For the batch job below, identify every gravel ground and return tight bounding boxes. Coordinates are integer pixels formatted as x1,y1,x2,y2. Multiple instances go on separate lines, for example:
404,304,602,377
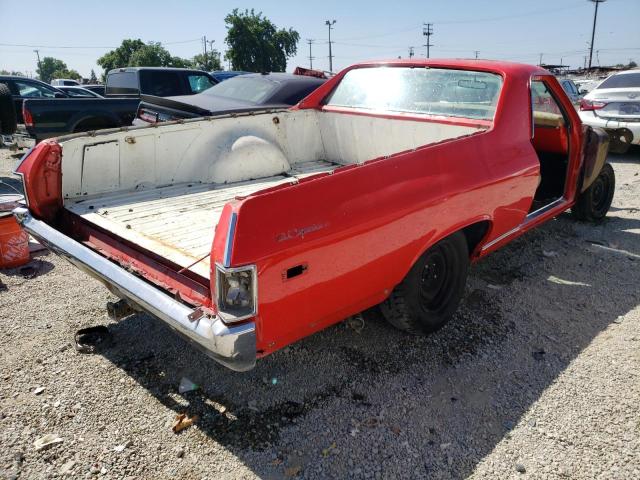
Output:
1,146,639,479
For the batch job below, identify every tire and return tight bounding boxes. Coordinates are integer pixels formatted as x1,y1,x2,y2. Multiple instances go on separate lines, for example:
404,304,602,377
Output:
572,163,615,222
0,83,17,135
380,231,469,335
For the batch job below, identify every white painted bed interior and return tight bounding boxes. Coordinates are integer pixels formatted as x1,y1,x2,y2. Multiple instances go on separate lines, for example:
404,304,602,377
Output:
65,160,335,277
61,109,483,276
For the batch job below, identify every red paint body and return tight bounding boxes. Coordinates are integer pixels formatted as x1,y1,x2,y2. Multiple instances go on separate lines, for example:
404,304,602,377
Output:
17,60,590,358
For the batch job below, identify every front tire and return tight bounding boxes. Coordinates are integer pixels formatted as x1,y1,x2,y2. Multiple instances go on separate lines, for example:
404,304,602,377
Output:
572,163,615,222
380,232,469,335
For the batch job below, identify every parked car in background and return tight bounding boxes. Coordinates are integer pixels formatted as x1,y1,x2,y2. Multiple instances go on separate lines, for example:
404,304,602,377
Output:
51,78,81,87
105,67,218,97
81,84,106,96
558,78,582,105
14,60,614,371
136,72,326,124
574,78,600,95
21,67,220,141
210,70,251,82
57,86,104,98
0,76,66,125
579,69,640,153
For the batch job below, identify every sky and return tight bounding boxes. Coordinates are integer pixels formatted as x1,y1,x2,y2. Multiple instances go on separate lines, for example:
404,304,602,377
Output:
0,0,638,78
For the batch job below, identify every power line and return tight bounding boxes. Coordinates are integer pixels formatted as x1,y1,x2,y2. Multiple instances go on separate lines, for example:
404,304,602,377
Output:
0,38,202,49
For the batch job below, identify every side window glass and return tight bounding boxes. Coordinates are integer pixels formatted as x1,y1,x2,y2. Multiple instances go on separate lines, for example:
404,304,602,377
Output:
531,81,564,117
187,74,216,94
15,81,56,98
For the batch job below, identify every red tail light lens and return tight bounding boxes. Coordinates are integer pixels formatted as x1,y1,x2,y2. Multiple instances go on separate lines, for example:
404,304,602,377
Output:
14,140,62,221
22,104,34,127
138,107,158,124
580,98,607,111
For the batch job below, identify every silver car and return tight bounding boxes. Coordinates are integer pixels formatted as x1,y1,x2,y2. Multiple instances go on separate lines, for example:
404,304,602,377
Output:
579,69,640,153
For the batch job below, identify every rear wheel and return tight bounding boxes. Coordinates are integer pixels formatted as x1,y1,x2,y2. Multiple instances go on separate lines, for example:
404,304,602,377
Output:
380,232,469,335
572,163,615,222
0,83,17,135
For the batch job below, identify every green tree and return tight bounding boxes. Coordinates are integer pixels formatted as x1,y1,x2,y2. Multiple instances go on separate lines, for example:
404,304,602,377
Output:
0,69,24,76
97,39,146,73
37,57,68,83
224,9,299,72
98,40,192,74
89,69,98,83
191,51,222,71
52,68,82,81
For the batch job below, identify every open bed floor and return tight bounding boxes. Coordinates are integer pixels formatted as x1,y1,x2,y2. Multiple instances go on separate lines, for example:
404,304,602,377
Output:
66,160,337,277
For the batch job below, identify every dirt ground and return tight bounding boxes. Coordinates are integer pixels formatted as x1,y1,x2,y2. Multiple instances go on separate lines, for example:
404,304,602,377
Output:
0,146,639,480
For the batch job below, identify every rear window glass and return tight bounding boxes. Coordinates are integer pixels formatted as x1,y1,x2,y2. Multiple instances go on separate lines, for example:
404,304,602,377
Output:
597,72,640,89
107,72,138,95
203,76,278,103
140,71,183,97
325,67,503,121
187,74,217,94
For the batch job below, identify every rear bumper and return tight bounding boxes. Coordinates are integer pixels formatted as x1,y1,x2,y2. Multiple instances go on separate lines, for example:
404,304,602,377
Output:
578,111,640,145
13,207,256,372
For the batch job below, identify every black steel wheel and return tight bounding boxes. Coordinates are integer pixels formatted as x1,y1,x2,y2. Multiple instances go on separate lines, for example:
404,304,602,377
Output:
380,231,469,335
572,163,615,222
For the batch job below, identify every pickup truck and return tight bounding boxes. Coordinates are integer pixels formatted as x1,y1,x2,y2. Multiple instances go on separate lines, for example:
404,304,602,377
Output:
13,59,614,372
21,67,218,142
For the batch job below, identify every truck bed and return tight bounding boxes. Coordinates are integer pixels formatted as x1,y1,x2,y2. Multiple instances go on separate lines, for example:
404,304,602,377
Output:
66,160,336,277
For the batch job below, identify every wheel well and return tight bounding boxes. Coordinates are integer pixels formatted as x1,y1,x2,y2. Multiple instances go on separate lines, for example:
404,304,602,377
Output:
461,220,491,256
74,117,117,132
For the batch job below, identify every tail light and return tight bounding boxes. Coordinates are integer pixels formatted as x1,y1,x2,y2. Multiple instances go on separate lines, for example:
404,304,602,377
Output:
137,107,159,124
22,103,34,127
13,140,62,221
580,98,607,111
214,264,257,323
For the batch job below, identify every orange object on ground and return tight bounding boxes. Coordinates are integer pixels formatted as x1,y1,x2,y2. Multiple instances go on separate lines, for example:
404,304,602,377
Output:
0,195,30,269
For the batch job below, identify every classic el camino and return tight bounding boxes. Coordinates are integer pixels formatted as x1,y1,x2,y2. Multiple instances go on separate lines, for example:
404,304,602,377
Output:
14,60,614,371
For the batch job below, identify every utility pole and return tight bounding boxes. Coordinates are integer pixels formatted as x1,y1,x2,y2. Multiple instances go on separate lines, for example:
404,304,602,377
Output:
474,50,480,59
307,39,315,69
325,20,336,73
587,0,606,70
539,53,543,66
422,23,433,58
33,49,42,75
408,46,414,58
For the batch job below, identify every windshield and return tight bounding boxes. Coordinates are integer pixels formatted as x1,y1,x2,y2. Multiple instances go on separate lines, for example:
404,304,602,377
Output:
597,72,640,89
203,76,278,104
325,67,503,121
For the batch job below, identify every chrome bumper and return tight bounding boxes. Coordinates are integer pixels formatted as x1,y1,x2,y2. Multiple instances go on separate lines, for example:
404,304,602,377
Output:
13,207,256,372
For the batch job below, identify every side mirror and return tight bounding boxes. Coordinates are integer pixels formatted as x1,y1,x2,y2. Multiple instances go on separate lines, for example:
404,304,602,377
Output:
54,92,67,98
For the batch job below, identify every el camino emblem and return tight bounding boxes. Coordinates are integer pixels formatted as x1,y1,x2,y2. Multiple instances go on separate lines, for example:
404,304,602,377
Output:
276,223,328,242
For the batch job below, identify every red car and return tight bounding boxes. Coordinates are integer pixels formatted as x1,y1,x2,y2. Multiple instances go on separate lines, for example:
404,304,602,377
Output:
14,59,613,371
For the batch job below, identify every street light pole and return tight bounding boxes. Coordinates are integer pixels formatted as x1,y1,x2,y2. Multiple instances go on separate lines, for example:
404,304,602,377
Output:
325,20,336,73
